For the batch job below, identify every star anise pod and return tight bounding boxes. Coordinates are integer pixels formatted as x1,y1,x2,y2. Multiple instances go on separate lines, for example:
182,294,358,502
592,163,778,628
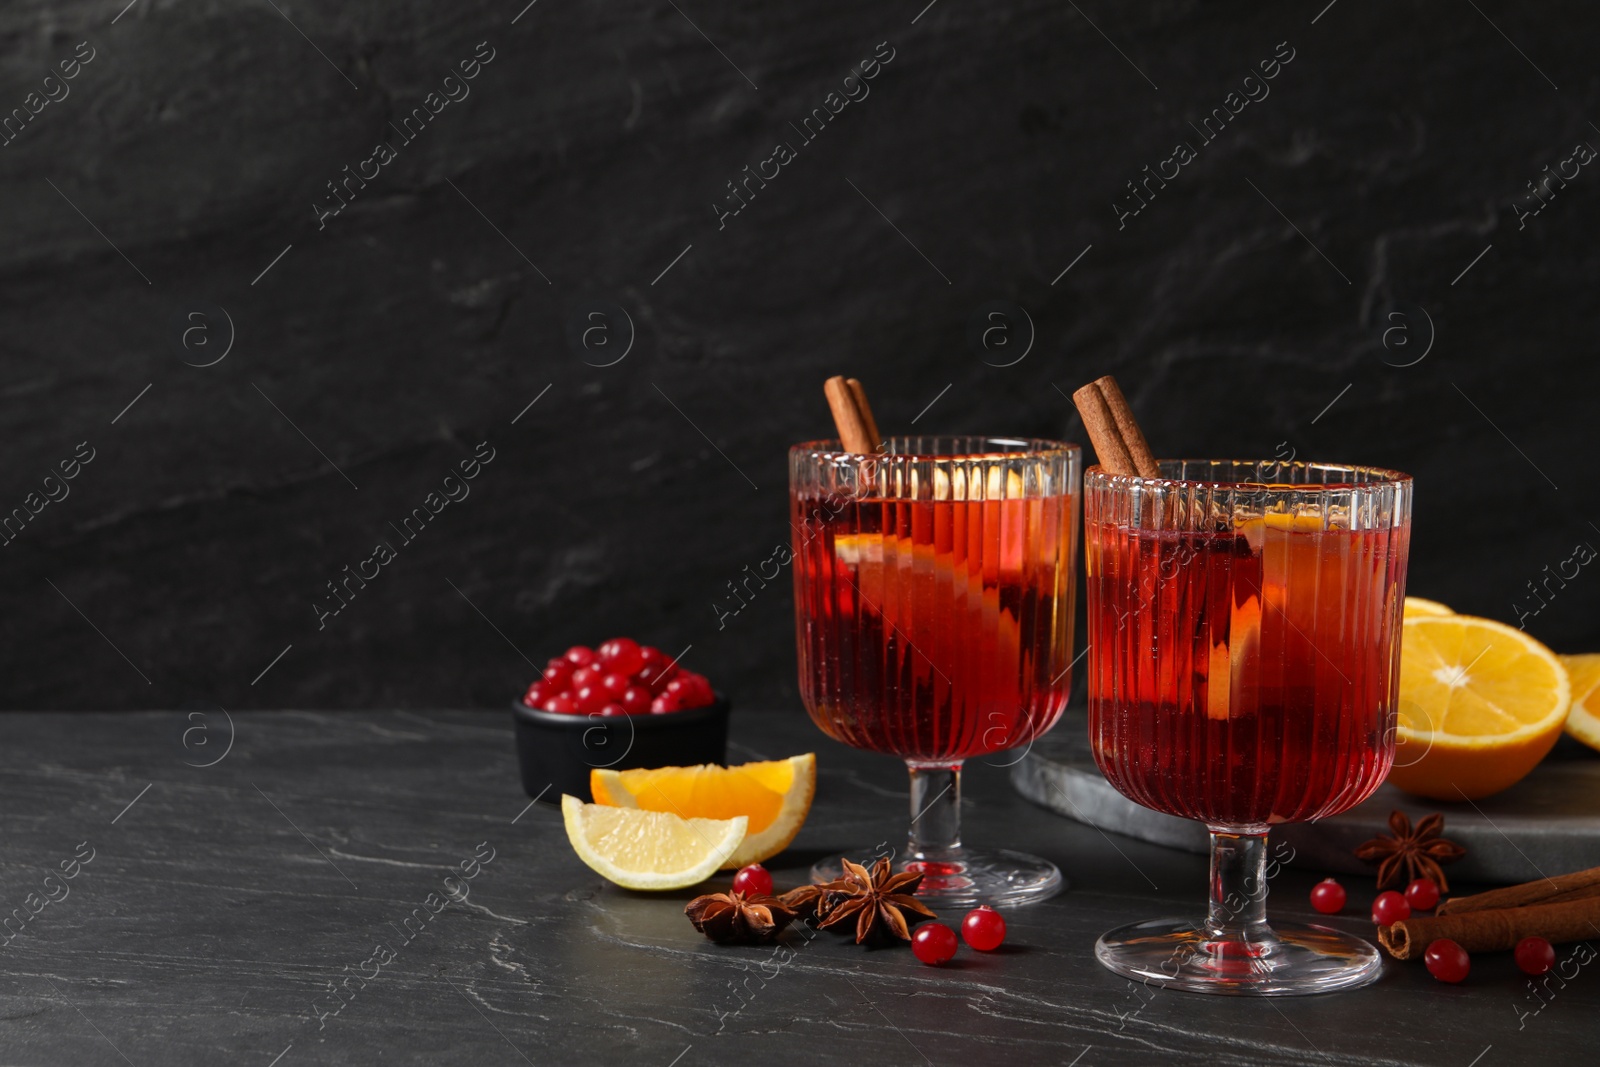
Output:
815,857,936,944
1355,810,1467,891
684,890,798,945
775,883,825,919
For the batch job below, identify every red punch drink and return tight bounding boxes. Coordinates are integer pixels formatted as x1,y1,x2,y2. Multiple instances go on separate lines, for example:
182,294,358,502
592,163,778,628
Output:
1087,516,1409,827
1084,459,1412,996
789,436,1080,906
793,493,1074,761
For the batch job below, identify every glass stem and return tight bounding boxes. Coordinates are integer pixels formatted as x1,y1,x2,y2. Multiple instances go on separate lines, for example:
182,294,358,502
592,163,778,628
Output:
1205,830,1271,940
906,761,963,863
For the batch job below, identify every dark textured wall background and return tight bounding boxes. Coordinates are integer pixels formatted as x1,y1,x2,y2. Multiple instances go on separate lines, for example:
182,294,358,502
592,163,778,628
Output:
2,0,1595,710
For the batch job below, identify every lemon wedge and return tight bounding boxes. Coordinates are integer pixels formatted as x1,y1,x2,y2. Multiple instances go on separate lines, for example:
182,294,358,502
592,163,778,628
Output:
561,794,745,890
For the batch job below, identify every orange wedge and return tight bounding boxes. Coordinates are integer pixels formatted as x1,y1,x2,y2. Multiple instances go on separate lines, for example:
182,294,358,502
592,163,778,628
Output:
1386,615,1570,800
1403,596,1454,618
591,753,815,869
1559,653,1600,753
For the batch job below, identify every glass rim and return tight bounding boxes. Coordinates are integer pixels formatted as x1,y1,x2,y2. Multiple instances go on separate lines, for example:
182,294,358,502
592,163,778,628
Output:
791,436,1081,463
1084,458,1411,491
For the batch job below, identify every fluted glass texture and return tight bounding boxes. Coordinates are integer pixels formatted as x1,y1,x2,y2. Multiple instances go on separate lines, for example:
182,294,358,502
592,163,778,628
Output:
791,437,1079,762
1085,460,1413,830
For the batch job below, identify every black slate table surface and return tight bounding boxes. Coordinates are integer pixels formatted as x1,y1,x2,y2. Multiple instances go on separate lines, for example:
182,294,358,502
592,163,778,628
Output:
0,709,1588,1066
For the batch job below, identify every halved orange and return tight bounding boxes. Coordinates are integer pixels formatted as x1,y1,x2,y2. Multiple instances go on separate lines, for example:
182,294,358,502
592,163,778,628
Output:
1560,653,1600,753
591,754,815,869
1403,596,1454,618
1386,615,1570,800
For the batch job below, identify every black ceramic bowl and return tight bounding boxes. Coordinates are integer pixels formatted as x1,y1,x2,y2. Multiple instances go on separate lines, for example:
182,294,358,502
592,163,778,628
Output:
511,695,730,802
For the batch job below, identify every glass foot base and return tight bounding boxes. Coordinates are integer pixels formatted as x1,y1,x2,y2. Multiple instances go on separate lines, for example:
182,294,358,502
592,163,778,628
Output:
810,848,1064,908
1095,918,1383,996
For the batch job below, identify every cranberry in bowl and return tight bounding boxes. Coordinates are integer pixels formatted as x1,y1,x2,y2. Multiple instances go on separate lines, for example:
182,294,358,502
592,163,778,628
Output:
511,638,729,802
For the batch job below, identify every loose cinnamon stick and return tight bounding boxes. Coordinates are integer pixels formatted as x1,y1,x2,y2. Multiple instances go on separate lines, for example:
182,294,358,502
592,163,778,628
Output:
845,378,881,453
1438,866,1600,915
824,375,875,453
1378,896,1600,959
1071,380,1138,476
1092,375,1159,478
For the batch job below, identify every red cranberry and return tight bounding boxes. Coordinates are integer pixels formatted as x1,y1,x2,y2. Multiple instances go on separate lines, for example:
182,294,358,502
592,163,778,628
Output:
638,660,678,694
1309,878,1346,915
542,661,573,691
598,637,645,678
563,645,596,667
731,864,773,897
1371,891,1410,926
542,694,577,715
649,693,682,714
1515,936,1556,976
598,672,629,698
1424,938,1470,983
573,685,608,715
620,686,652,715
570,666,600,691
638,645,670,671
597,702,627,717
1404,878,1440,911
523,681,552,708
911,923,959,965
960,906,1006,951
676,671,715,708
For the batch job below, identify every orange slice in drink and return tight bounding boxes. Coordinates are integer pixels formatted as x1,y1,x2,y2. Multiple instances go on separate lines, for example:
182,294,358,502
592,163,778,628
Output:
1221,512,1381,719
1386,615,1570,800
832,522,1032,687
1560,653,1600,753
591,754,815,869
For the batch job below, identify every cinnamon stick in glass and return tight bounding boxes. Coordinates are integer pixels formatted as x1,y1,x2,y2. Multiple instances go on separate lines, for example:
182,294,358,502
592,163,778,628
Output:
846,378,881,452
824,375,876,454
1092,376,1159,478
1071,375,1158,478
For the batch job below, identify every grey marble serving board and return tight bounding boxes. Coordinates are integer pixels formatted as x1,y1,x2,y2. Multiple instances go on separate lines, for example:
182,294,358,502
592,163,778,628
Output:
1013,710,1600,885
